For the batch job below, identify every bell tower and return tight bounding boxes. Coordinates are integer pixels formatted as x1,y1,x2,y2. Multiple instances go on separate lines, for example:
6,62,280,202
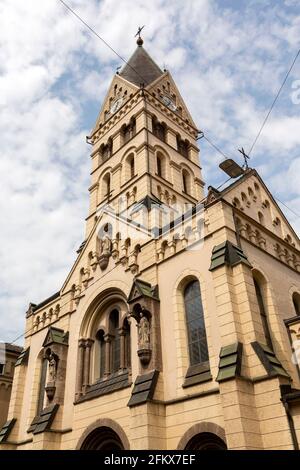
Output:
85,35,205,237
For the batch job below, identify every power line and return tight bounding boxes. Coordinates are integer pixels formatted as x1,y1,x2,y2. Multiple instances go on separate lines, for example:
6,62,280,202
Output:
201,134,230,160
248,47,300,156
275,196,300,220
57,0,146,85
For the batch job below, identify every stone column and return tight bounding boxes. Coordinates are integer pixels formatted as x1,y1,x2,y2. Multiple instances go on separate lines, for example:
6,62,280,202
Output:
104,334,112,377
75,339,85,399
82,339,94,393
119,328,126,370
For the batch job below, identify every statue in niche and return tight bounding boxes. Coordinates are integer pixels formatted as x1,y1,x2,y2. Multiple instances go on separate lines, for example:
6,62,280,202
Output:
101,234,112,255
48,352,58,383
99,228,112,270
138,313,150,349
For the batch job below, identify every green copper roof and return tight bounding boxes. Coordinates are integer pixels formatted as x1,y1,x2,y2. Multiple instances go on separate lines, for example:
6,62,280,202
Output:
128,279,159,303
128,370,159,407
15,347,30,367
251,342,290,379
210,241,252,271
216,342,243,382
0,419,16,443
42,327,69,347
28,404,59,435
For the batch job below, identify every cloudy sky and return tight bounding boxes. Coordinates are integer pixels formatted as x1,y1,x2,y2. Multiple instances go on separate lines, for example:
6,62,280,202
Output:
1,0,300,344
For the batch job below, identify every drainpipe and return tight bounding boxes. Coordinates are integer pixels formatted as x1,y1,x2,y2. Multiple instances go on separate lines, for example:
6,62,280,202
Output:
280,385,299,450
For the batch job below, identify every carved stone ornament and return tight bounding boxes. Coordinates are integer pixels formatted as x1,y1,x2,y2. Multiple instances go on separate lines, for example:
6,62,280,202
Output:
137,348,152,365
45,385,56,401
99,253,110,270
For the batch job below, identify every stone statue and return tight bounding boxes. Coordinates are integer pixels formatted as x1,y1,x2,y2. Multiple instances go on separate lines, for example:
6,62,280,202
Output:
101,234,112,256
138,313,150,349
48,353,57,383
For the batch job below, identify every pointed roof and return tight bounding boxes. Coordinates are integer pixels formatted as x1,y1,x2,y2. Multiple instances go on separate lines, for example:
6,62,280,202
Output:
119,42,163,87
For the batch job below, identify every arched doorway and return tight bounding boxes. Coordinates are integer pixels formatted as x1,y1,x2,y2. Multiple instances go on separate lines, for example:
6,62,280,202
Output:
80,426,124,450
184,432,227,450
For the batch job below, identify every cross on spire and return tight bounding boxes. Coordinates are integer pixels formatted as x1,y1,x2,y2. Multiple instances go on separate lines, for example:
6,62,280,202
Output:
238,147,250,169
135,25,145,46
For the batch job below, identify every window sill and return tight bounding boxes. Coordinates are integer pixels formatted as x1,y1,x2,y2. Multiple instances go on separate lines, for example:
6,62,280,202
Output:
182,363,212,388
75,369,131,404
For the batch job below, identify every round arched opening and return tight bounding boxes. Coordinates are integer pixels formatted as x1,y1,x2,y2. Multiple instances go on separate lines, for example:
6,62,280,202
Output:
80,426,125,450
184,432,227,450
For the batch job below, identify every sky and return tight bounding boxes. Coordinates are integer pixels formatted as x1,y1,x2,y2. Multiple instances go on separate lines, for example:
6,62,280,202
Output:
0,0,300,344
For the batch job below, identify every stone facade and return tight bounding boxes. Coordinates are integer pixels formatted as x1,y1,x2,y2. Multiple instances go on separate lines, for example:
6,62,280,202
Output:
1,38,300,451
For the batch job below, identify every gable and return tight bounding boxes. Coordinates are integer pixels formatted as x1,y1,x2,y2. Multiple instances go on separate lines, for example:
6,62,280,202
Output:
221,171,300,249
147,71,197,129
92,74,138,134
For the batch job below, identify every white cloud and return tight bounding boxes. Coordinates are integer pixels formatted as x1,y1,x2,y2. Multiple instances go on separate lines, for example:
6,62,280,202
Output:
0,0,299,343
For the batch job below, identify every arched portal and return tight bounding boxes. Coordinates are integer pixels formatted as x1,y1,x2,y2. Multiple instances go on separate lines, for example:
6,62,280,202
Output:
80,426,124,450
76,418,130,450
184,432,227,450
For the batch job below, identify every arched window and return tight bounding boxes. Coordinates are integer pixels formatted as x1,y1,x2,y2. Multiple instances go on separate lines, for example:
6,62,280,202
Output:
253,276,273,350
96,330,106,379
182,169,191,194
177,135,189,158
184,280,209,366
123,318,131,369
100,139,113,161
248,187,254,198
258,211,265,226
122,118,136,144
103,173,111,198
293,292,300,316
109,310,120,373
152,117,166,142
156,152,166,179
241,192,247,203
232,197,241,209
157,155,162,177
130,155,135,178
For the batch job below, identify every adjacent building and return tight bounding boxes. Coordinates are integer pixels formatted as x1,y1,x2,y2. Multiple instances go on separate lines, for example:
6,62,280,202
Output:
0,344,22,430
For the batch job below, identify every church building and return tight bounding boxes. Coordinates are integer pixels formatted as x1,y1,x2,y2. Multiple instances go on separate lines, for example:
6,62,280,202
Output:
1,35,300,450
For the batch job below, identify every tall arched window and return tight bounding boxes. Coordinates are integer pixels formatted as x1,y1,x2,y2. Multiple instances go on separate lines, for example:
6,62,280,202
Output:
109,309,120,372
103,173,111,198
130,156,135,178
253,277,273,349
157,155,162,177
96,330,106,379
122,118,136,144
177,135,189,158
184,280,209,366
156,152,166,179
123,318,131,369
182,169,190,194
258,211,265,226
293,292,300,316
152,117,166,142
